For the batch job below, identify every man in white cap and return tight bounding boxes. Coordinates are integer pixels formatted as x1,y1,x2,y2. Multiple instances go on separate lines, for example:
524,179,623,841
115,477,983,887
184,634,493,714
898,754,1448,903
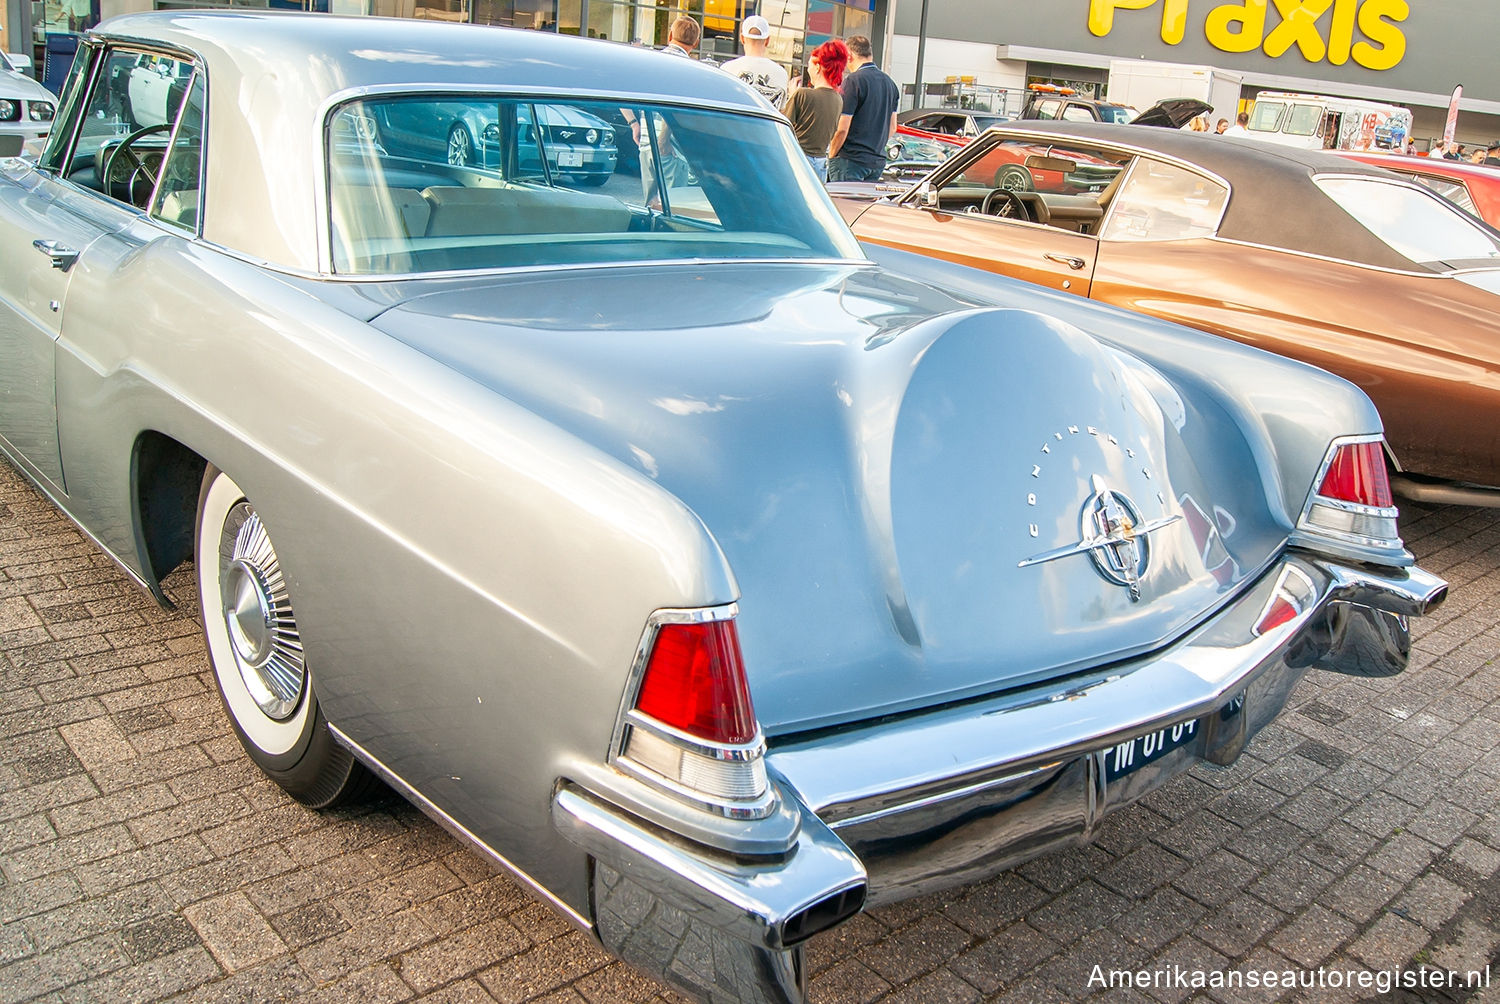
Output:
720,14,789,109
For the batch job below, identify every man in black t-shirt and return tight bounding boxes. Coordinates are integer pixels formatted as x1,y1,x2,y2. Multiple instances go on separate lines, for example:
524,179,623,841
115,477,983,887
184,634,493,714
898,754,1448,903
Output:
827,35,899,183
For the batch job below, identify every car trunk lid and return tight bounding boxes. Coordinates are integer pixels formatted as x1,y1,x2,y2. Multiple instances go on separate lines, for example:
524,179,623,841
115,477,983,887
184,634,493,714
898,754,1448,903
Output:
365,263,1285,734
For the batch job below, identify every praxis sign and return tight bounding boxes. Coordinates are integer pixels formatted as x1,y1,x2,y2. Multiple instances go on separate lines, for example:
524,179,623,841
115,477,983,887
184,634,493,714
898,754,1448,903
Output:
1088,0,1407,71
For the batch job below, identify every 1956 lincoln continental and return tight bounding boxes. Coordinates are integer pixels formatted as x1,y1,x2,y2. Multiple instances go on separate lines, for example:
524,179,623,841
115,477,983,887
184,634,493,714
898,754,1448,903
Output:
0,12,1446,1002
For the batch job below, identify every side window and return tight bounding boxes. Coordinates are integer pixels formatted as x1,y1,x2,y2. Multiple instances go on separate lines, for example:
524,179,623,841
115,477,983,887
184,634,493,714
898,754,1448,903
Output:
1061,104,1096,122
1101,159,1228,242
149,73,205,231
39,43,98,173
62,47,196,208
1032,99,1062,120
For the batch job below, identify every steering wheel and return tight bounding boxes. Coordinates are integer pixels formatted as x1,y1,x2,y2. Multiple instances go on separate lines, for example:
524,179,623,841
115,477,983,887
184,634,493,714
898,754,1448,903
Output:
101,124,174,207
981,188,1033,221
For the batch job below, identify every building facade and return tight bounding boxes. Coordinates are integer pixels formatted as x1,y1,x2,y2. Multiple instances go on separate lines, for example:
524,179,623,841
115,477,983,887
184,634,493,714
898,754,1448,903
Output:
887,0,1499,148
7,0,878,79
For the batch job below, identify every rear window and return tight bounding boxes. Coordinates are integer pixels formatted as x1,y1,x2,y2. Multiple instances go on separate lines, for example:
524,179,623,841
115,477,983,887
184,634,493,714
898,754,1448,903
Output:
325,95,860,275
1317,176,1500,268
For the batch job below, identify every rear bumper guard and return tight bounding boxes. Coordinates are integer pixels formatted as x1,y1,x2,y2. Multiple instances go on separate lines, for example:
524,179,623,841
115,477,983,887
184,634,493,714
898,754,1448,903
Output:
553,553,1444,1004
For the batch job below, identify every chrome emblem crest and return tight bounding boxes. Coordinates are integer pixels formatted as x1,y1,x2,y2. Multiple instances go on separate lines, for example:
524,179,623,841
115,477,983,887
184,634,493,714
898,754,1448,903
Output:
1020,475,1181,601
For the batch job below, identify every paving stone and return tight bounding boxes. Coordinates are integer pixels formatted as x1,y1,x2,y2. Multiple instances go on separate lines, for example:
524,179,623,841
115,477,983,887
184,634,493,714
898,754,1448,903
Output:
1347,912,1429,971
184,891,289,973
948,921,1058,995
1267,904,1356,968
397,917,528,993
477,930,610,1004
1319,864,1405,925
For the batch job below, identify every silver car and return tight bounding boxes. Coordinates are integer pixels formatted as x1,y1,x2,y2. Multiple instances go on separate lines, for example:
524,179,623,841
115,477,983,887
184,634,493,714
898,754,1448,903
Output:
0,13,1446,1004
0,51,55,155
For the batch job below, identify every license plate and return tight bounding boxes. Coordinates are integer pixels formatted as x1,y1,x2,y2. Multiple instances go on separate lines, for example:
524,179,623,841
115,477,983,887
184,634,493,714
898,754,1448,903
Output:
1104,693,1245,782
1104,719,1201,782
557,150,584,167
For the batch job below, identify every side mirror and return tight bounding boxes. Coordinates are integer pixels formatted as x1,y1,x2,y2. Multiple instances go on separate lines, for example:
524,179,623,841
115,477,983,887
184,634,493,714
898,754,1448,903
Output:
6,52,32,71
920,184,939,208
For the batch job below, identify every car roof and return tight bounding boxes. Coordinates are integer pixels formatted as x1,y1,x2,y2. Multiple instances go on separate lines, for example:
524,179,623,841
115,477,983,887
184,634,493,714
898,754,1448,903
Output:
987,120,1415,270
88,11,767,273
1337,150,1500,182
98,11,761,109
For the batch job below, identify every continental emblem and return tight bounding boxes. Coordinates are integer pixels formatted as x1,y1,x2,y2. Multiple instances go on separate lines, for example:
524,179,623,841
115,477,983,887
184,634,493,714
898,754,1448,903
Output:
1020,474,1180,601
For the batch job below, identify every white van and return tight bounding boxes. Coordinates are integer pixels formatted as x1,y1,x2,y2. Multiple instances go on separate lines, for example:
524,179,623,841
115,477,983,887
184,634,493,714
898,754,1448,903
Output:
1243,91,1412,152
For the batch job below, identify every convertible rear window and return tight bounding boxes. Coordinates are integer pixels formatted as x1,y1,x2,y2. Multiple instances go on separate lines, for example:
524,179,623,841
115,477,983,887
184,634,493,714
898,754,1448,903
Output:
326,96,860,275
1317,176,1500,269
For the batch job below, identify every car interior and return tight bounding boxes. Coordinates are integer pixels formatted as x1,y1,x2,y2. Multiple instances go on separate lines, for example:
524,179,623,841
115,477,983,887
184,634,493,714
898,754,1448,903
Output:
910,137,1229,243
325,97,854,274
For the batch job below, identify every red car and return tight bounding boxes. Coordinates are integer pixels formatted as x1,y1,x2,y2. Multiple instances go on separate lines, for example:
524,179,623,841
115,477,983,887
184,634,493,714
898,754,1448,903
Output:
1337,151,1500,227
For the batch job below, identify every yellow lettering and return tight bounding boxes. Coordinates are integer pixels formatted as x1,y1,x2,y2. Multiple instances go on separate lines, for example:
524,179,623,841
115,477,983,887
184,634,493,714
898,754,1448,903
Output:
1264,0,1331,60
1088,0,1157,37
1205,0,1269,53
1159,0,1190,43
1352,0,1408,70
1327,0,1357,64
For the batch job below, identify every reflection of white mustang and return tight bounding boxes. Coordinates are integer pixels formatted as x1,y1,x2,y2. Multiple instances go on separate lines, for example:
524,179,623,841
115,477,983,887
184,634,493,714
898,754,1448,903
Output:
126,55,191,127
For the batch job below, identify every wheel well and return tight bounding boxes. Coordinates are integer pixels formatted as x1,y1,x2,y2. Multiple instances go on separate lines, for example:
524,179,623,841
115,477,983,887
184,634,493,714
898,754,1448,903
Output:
133,431,207,584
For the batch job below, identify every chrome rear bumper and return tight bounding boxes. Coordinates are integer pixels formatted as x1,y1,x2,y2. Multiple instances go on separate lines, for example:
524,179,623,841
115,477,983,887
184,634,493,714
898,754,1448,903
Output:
554,552,1444,1003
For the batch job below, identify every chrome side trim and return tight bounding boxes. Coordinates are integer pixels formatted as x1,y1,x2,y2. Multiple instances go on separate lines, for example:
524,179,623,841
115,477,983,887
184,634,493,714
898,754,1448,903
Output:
326,724,591,933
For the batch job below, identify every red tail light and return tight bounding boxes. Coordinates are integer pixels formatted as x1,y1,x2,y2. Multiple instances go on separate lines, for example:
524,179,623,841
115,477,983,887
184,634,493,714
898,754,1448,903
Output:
635,620,758,745
1318,441,1392,508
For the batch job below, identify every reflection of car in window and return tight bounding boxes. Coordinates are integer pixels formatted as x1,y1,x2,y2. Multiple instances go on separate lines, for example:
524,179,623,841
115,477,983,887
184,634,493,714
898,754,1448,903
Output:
369,99,618,185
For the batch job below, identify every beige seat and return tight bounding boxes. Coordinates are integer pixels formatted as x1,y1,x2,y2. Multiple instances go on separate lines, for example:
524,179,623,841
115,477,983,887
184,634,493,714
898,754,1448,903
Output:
421,185,631,237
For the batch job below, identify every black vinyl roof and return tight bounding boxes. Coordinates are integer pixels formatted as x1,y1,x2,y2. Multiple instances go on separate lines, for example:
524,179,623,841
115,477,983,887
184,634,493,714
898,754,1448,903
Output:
985,121,1417,271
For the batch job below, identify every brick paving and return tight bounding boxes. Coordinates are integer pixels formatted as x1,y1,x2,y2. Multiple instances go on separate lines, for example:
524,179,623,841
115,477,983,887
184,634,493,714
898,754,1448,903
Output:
1,455,1498,1003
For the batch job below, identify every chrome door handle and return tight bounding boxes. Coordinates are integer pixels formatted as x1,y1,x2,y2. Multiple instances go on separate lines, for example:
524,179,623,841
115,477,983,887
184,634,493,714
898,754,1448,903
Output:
1044,252,1087,270
33,239,80,272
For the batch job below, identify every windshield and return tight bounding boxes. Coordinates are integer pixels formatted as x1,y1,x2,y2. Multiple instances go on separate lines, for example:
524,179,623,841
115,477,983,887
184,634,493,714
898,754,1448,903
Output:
1247,101,1286,132
327,95,860,275
1317,176,1500,269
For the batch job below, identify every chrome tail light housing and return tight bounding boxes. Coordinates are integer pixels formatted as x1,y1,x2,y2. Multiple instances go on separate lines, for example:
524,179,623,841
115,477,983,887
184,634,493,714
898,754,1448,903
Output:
1293,435,1405,562
611,606,775,820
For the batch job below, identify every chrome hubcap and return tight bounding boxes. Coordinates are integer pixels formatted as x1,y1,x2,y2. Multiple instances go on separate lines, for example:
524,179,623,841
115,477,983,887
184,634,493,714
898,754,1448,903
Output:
219,504,305,721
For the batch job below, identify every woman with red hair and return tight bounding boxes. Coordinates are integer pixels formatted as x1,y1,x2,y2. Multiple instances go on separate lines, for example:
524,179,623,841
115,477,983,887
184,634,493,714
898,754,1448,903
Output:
782,39,848,181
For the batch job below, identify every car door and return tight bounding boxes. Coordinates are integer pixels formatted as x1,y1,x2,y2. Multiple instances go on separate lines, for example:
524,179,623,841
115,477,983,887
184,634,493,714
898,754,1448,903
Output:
0,46,120,490
849,133,1123,296
853,197,1100,295
0,44,201,493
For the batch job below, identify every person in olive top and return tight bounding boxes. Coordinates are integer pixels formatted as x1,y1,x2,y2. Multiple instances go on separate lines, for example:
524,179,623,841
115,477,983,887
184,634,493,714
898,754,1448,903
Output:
783,39,847,182
827,35,899,183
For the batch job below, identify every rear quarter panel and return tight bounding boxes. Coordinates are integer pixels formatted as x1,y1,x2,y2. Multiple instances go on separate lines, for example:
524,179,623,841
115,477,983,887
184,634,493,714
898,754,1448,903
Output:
49,232,738,914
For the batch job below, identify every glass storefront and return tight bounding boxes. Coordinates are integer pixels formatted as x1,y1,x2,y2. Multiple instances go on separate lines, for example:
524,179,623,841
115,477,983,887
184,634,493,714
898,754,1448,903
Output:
37,0,879,84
